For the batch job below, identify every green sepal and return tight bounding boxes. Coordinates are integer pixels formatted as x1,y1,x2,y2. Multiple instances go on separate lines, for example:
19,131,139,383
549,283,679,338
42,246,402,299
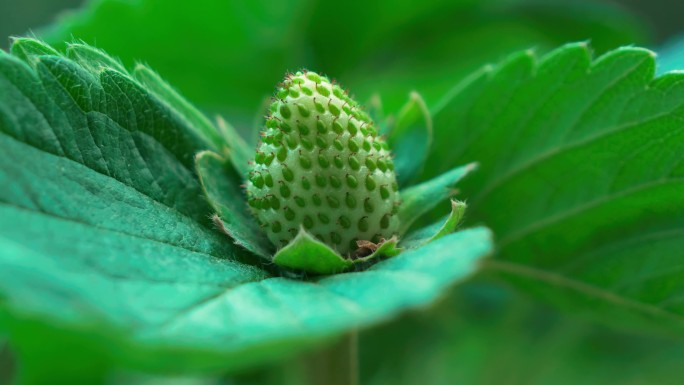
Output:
272,229,353,274
195,150,273,259
387,91,433,187
399,163,476,235
273,228,402,275
402,200,467,249
364,236,402,260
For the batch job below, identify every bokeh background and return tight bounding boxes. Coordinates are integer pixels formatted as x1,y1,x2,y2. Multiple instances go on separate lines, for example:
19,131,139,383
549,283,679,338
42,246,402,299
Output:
2,0,684,384
2,0,682,45
3,0,681,126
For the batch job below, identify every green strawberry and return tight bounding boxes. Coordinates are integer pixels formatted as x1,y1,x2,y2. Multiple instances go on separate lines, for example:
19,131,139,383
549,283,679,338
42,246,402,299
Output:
246,71,400,256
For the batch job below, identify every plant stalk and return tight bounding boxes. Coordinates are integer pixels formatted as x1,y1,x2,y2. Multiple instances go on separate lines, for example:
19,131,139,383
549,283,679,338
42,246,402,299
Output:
303,331,359,385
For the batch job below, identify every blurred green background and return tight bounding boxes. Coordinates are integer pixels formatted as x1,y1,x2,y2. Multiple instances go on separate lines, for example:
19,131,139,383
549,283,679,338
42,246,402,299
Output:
0,0,84,47
1,0,681,46
2,0,684,384
2,0,677,126
2,0,681,50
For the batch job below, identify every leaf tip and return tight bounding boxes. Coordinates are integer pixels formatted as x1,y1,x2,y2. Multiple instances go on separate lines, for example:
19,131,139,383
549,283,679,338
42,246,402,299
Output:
465,162,479,173
211,214,233,240
450,199,467,211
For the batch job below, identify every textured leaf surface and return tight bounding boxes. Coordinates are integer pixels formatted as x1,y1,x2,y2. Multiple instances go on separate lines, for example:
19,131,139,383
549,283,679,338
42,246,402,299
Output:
0,40,492,377
40,0,646,117
428,42,684,332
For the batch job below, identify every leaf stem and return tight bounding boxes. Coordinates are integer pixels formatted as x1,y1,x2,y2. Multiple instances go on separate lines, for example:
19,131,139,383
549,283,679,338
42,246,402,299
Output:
303,331,359,385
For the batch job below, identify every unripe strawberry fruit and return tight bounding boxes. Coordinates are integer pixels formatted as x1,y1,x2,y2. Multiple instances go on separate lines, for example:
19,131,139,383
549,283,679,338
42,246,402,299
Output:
246,71,400,256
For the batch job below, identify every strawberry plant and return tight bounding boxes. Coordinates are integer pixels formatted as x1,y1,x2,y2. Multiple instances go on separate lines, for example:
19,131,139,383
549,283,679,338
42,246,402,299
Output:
2,1,684,384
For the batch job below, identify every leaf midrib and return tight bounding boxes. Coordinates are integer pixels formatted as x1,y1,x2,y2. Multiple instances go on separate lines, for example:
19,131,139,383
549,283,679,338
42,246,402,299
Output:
0,230,256,306
482,259,684,326
43,57,110,171
0,201,225,262
157,268,436,337
497,177,684,248
558,228,684,274
155,278,365,336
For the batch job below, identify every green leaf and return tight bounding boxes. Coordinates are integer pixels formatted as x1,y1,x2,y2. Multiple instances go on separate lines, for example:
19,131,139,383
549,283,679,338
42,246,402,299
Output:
399,163,476,235
195,151,273,259
402,200,467,249
39,0,647,117
429,42,684,333
0,39,493,377
1,222,491,373
0,36,263,377
388,92,432,187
